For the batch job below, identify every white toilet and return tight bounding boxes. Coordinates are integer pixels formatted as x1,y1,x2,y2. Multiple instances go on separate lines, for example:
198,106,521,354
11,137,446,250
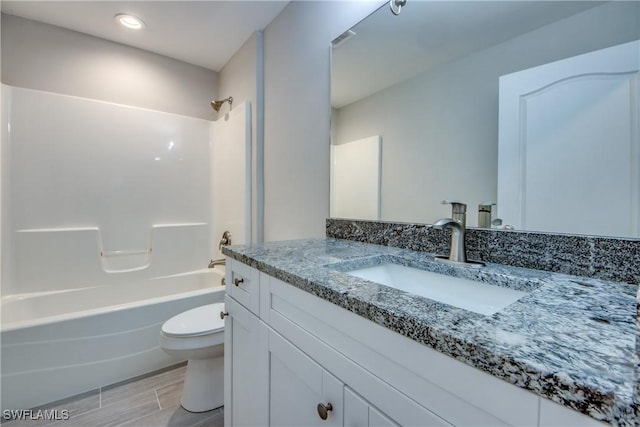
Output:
160,302,225,412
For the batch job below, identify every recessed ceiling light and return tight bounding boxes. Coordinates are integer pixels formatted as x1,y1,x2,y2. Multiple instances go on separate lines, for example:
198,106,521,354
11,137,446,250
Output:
115,14,145,30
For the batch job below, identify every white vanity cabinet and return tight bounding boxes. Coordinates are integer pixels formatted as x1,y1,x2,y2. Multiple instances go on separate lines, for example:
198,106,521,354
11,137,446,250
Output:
267,324,433,427
225,259,430,426
224,259,610,427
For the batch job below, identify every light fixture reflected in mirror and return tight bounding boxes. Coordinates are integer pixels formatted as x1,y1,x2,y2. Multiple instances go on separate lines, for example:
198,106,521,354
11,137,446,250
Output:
115,13,145,30
389,0,407,16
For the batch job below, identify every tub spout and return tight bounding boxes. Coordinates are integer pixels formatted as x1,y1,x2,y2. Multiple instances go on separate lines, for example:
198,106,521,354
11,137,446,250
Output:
208,258,225,268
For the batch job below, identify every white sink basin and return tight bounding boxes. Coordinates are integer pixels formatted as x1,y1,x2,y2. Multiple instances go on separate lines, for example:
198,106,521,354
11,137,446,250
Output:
346,263,528,316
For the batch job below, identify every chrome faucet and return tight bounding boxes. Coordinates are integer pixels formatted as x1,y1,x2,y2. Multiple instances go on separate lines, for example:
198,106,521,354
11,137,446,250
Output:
434,201,468,264
433,218,467,263
434,201,483,267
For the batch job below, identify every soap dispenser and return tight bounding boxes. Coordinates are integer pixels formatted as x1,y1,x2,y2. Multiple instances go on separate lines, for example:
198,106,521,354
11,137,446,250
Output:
478,202,496,228
441,200,466,228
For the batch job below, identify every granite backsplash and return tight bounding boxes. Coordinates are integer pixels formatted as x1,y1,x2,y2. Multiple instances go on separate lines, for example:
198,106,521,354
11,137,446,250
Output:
326,218,640,285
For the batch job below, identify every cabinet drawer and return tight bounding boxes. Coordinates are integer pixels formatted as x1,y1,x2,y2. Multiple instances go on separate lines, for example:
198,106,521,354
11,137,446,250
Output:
225,258,260,315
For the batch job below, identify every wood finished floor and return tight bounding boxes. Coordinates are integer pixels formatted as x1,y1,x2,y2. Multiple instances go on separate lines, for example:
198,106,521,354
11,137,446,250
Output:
2,364,224,427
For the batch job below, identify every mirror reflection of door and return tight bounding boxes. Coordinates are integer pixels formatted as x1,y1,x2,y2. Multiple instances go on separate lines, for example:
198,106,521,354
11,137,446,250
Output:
498,41,639,238
330,135,382,220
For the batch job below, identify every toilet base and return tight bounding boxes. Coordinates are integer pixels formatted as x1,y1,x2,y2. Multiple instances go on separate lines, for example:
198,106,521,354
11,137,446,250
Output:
180,356,224,413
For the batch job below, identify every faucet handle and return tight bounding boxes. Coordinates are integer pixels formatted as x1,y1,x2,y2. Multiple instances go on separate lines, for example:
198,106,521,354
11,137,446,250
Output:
478,202,496,228
218,231,232,251
478,202,496,214
441,200,467,214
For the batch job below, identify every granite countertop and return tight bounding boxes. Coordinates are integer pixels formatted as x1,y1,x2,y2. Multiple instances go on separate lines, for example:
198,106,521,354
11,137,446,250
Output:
222,238,639,427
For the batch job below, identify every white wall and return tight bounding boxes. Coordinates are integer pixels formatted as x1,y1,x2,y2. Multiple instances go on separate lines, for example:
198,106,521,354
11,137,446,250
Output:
1,14,218,120
218,32,260,243
211,102,252,259
262,1,382,241
219,32,257,129
333,1,640,226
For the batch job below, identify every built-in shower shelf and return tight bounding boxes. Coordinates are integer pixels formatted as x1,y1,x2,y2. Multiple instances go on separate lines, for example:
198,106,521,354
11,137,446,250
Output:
100,249,152,273
100,249,151,256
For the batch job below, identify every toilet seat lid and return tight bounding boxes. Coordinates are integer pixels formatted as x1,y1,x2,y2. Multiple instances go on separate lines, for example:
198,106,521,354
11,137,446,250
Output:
162,303,225,337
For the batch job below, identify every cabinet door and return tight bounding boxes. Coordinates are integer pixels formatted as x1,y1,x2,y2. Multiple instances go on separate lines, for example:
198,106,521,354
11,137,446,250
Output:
344,387,399,427
269,329,343,427
224,295,268,427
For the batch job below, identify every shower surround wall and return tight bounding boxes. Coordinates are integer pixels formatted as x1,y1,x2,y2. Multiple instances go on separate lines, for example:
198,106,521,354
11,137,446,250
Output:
0,85,253,410
1,85,212,296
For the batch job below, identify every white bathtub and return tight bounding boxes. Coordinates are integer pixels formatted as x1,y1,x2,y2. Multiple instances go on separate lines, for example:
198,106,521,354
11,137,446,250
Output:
0,267,226,411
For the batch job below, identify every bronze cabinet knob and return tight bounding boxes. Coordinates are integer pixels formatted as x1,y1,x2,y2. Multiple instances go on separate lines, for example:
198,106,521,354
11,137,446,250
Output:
317,402,333,420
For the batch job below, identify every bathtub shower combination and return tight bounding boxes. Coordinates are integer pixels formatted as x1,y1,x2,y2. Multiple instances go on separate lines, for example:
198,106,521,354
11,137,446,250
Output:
0,85,251,411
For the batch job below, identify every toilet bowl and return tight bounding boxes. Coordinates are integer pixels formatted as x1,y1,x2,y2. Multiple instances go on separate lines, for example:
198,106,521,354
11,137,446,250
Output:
160,302,225,412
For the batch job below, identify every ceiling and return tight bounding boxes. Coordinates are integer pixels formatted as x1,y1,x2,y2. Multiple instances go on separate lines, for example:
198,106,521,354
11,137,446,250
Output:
0,1,289,72
331,1,604,108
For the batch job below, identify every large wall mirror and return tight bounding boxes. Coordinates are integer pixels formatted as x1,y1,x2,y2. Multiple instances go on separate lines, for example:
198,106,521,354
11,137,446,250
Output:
330,1,640,238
